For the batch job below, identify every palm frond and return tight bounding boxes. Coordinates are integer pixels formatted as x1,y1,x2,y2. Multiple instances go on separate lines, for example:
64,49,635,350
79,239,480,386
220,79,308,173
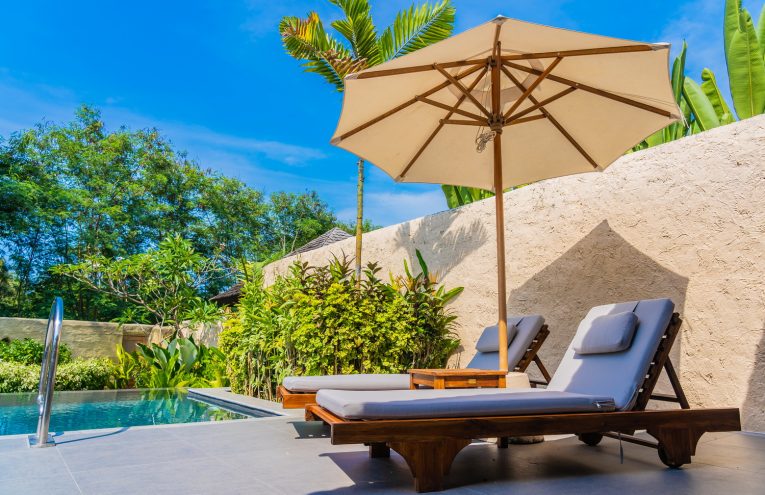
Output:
329,0,380,66
279,12,356,91
378,0,455,62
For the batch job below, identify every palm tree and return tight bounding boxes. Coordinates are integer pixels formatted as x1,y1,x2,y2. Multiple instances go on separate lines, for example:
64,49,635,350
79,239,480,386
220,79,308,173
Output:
279,0,455,282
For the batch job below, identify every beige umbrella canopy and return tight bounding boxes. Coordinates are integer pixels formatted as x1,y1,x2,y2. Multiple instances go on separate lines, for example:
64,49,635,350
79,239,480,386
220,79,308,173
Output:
331,16,681,371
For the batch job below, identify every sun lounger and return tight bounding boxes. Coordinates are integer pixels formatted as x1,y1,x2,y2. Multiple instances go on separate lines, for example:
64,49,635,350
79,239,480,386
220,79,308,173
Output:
305,299,741,492
277,315,551,408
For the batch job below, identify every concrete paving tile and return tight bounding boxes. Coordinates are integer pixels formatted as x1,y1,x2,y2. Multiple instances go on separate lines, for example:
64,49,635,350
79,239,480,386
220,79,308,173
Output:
0,436,29,454
0,446,71,482
701,431,765,452
72,456,271,495
57,430,209,473
1,415,762,495
0,474,82,495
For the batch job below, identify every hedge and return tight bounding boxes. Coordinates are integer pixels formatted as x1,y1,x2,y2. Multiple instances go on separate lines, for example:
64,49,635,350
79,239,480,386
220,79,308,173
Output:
0,359,116,393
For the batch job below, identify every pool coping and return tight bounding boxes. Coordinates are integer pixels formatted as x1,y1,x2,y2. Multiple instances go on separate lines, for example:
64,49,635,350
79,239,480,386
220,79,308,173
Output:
187,387,298,418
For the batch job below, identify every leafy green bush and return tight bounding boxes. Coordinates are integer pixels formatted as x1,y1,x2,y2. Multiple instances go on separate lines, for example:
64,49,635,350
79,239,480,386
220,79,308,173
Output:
0,338,73,365
54,359,116,391
219,252,462,400
0,358,116,393
112,337,229,389
0,362,40,392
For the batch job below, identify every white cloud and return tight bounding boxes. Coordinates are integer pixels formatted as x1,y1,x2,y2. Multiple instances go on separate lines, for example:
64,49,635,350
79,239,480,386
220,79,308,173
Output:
103,109,326,166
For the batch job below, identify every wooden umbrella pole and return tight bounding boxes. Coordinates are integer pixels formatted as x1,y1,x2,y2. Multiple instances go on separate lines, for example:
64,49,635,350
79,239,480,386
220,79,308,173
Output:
491,41,509,372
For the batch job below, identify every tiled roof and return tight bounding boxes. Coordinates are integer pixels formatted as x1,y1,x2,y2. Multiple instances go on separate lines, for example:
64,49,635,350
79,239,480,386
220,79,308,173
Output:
210,227,353,304
285,227,352,257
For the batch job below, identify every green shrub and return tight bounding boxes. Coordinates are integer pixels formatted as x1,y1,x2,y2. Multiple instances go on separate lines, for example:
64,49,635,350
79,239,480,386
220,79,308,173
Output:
0,359,116,393
55,359,116,391
0,338,73,365
219,252,462,400
0,362,40,393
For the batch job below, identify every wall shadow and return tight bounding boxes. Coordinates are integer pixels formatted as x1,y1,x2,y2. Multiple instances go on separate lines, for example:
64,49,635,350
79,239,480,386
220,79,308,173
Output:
508,220,689,384
743,321,765,430
393,210,488,280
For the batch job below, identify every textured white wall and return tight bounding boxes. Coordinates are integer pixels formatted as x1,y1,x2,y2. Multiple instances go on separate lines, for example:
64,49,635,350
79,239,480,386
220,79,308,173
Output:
265,116,765,431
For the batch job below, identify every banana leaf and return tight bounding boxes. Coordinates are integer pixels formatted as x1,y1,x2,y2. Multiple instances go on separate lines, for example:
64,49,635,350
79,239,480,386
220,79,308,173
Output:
700,68,736,124
724,0,742,59
757,3,765,60
683,78,721,131
727,9,765,119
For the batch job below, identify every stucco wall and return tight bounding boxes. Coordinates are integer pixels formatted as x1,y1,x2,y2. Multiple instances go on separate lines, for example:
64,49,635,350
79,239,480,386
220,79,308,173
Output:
0,318,153,359
264,115,765,431
0,318,222,360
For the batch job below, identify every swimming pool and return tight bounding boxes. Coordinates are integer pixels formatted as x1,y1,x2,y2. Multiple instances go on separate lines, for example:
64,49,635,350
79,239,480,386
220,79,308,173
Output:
0,389,275,436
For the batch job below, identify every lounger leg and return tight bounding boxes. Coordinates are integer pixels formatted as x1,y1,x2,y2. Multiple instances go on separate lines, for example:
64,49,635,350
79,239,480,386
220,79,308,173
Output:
369,442,390,458
647,427,704,468
390,439,470,493
497,437,509,448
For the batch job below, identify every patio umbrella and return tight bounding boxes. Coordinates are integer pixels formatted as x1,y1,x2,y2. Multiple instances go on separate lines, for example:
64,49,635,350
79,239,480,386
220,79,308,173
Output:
330,16,681,371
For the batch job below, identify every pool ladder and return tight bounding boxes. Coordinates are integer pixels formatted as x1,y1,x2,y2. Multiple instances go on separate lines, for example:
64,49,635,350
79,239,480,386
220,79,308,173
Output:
28,297,64,448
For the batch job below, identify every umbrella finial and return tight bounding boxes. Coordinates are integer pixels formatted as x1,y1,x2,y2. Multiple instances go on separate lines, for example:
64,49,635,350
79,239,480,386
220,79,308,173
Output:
492,15,509,24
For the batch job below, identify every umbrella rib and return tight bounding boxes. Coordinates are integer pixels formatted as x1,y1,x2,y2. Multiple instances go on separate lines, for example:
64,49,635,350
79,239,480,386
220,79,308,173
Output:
505,86,577,124
434,64,493,118
506,114,547,126
503,60,676,118
502,65,598,169
397,66,489,181
500,44,655,61
441,119,487,126
502,57,562,120
492,22,502,57
416,97,486,122
354,58,487,79
333,63,486,143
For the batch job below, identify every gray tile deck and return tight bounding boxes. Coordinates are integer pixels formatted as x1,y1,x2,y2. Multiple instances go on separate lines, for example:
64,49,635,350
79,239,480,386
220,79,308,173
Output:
1,400,763,495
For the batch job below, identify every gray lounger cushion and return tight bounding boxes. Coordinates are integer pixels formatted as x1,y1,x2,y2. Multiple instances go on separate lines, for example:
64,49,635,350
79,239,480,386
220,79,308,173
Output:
573,311,639,355
316,388,615,420
548,298,674,411
475,323,518,352
467,315,544,370
282,374,410,393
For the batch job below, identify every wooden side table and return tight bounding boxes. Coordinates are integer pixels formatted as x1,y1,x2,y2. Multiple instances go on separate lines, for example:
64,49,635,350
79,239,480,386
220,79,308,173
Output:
408,368,508,390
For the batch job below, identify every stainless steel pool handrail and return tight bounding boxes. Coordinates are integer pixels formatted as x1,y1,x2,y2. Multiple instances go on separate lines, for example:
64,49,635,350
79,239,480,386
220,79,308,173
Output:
29,297,63,448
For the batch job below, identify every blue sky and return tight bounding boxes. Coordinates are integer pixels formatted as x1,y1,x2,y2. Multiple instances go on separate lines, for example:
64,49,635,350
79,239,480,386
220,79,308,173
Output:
0,0,753,226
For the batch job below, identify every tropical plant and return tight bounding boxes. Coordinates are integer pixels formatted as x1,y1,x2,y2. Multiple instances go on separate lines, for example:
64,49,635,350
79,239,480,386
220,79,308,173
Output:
126,336,228,388
0,337,73,366
279,0,456,281
683,1,765,129
219,251,462,400
53,235,225,337
643,0,765,149
441,185,496,209
111,344,138,389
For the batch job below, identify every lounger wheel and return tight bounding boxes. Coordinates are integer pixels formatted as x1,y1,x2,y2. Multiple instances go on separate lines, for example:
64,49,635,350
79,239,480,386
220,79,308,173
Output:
658,445,685,469
577,433,603,446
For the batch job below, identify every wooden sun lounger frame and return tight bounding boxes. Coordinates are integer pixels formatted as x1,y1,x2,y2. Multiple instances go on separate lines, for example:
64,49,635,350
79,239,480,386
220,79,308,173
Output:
304,313,742,492
278,324,552,409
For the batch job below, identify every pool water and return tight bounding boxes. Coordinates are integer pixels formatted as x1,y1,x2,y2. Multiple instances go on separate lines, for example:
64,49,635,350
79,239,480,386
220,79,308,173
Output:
0,389,271,436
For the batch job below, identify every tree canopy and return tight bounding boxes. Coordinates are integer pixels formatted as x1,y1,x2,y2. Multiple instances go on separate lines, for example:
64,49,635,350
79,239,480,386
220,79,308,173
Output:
0,106,357,320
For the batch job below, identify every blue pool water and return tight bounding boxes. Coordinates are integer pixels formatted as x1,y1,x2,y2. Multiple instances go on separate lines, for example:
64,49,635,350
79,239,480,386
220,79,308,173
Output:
0,389,272,436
